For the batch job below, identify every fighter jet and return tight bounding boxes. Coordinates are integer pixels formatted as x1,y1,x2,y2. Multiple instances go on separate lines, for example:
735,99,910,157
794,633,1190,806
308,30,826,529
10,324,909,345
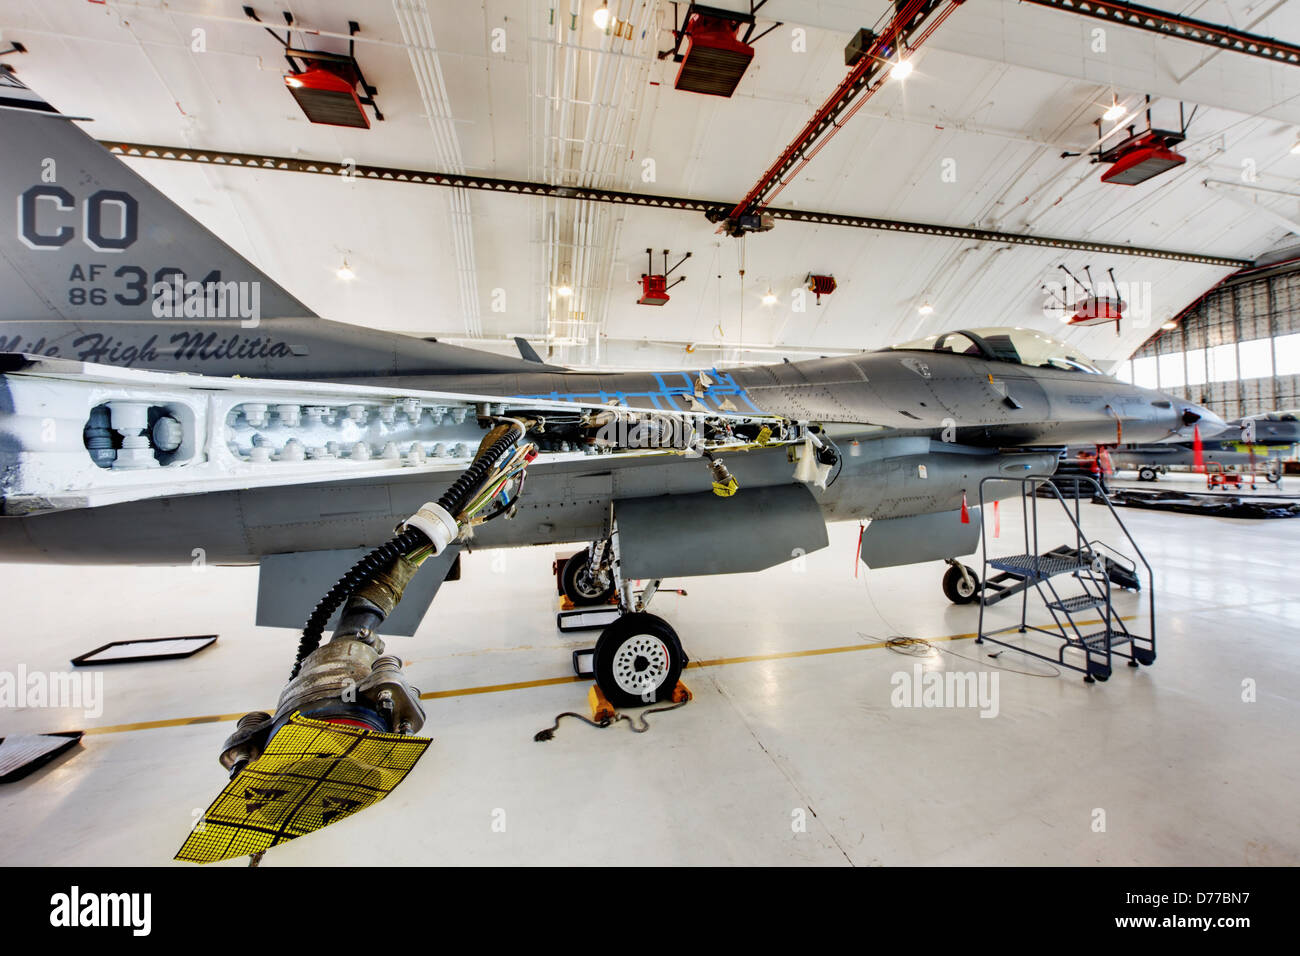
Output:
1107,411,1298,481
0,72,1222,709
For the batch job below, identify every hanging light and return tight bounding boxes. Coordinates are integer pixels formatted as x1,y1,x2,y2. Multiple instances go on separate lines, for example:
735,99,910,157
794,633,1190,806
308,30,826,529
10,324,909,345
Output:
762,288,777,306
890,57,913,81
917,302,934,315
556,284,573,298
593,2,611,30
1161,320,1177,330
1103,95,1125,123
1290,137,1300,155
336,259,355,281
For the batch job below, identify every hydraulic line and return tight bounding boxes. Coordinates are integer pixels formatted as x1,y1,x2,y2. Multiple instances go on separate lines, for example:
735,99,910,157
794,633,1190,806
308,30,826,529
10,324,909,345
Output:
290,420,525,678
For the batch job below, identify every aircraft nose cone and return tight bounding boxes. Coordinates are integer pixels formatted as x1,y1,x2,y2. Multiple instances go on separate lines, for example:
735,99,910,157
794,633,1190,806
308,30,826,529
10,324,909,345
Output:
1184,403,1226,438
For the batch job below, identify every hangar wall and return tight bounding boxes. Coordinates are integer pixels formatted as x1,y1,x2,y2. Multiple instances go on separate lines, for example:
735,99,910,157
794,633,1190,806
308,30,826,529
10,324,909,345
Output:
1118,263,1300,421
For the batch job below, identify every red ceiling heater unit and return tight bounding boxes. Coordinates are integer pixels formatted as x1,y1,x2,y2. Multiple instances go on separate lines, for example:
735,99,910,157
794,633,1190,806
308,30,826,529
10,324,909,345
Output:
284,66,371,129
676,12,754,96
1099,130,1186,185
639,249,691,306
1080,95,1189,187
1047,265,1127,334
663,3,781,98
245,8,383,129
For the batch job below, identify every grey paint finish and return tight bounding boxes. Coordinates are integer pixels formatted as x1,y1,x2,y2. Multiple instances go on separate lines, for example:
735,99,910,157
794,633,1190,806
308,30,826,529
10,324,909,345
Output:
0,432,1057,566
614,484,828,578
0,110,315,323
255,545,461,636
859,507,982,569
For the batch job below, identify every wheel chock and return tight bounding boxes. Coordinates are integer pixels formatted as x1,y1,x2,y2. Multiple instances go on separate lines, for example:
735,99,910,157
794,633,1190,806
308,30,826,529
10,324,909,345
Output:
587,684,617,723
588,680,690,723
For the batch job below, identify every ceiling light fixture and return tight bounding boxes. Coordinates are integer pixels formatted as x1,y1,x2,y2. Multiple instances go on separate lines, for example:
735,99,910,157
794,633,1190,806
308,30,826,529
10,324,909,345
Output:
336,259,355,281
918,302,934,315
1103,95,1125,123
762,288,777,306
593,2,611,30
556,284,573,298
1291,138,1300,155
890,57,913,81
1161,320,1177,330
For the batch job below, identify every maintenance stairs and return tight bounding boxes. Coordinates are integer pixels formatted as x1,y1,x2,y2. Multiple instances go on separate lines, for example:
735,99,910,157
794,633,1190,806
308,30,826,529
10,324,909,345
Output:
975,475,1155,683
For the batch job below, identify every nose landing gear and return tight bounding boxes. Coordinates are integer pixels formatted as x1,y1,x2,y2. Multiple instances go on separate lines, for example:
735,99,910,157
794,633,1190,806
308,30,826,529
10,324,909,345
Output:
942,560,981,604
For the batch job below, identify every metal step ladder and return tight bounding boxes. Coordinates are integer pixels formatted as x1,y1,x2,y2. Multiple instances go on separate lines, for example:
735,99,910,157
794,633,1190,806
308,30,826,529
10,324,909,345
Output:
975,475,1155,683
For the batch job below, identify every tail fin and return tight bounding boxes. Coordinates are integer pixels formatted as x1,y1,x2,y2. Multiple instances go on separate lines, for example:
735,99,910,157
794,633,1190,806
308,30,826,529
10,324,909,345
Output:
0,67,315,325
0,70,558,381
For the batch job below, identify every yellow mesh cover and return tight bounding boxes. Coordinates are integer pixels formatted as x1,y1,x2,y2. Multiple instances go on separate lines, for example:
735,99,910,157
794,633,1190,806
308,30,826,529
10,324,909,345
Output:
176,713,431,864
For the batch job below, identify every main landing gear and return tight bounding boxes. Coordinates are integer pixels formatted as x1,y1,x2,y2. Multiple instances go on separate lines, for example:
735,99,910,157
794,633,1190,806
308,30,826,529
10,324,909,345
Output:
560,543,616,606
561,537,689,707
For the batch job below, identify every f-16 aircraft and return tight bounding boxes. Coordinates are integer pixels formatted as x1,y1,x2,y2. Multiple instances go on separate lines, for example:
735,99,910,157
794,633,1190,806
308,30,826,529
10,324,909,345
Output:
0,72,1223,718
1109,410,1298,481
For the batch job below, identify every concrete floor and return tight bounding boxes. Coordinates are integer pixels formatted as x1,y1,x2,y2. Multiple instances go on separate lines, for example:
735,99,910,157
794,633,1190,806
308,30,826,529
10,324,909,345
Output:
2,476,1298,866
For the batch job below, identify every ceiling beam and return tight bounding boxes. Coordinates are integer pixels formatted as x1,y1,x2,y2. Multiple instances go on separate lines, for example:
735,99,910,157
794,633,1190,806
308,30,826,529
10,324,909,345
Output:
1017,0,1300,68
100,140,1251,268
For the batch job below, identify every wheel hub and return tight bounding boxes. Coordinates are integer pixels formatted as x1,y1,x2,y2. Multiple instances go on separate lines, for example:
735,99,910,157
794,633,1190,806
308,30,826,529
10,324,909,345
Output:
612,635,669,697
575,564,610,599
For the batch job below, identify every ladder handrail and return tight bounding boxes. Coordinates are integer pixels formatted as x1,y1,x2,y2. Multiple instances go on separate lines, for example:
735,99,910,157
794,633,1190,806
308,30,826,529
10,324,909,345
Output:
977,474,1156,651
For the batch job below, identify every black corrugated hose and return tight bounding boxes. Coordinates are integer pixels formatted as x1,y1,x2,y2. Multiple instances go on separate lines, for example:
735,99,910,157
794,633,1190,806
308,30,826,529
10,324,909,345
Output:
289,421,525,678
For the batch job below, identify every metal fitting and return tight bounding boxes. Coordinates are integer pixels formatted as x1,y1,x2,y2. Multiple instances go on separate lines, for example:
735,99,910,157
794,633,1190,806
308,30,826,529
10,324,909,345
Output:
219,711,273,777
356,655,426,735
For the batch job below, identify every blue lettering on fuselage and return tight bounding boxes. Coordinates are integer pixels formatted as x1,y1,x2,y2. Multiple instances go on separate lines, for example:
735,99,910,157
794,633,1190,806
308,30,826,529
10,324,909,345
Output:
510,368,761,414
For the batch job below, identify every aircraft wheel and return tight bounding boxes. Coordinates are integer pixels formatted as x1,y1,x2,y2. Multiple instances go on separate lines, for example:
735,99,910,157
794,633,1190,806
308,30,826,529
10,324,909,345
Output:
942,564,980,604
561,552,615,606
593,613,686,708
1138,467,1158,482
1267,472,1281,484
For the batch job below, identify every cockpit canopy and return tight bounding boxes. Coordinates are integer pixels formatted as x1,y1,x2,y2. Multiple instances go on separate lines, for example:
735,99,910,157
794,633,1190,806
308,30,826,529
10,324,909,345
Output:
888,327,1102,374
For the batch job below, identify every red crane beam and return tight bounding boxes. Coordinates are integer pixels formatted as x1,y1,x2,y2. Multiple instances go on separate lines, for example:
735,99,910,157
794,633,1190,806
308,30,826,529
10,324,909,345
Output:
724,0,964,225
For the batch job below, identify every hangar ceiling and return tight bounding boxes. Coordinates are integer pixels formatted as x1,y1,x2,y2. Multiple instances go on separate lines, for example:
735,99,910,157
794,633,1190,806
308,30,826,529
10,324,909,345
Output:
4,0,1300,370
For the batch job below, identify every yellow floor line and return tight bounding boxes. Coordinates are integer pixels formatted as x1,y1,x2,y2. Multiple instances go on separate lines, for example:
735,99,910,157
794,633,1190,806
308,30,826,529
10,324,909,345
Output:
69,616,1131,738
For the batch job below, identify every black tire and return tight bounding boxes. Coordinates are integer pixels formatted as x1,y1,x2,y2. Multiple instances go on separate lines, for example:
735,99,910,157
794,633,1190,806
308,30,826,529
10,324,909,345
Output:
593,612,686,708
561,552,615,606
942,564,980,604
1267,471,1281,484
1138,467,1157,482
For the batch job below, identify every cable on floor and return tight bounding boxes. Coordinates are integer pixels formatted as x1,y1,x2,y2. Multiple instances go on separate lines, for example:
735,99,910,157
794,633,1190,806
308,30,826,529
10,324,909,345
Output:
858,553,1061,678
534,697,691,741
879,634,1061,678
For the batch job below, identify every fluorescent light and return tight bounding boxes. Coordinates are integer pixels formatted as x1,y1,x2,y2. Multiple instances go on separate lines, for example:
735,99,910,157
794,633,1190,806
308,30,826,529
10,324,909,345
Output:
336,260,355,281
593,3,610,30
1103,95,1124,123
556,284,573,297
762,289,777,306
918,303,934,315
890,58,913,80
